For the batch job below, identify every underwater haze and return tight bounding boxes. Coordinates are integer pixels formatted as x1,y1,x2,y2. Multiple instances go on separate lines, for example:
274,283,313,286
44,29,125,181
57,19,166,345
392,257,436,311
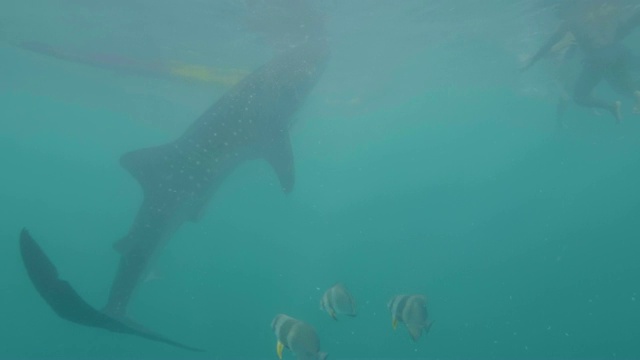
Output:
1,0,640,359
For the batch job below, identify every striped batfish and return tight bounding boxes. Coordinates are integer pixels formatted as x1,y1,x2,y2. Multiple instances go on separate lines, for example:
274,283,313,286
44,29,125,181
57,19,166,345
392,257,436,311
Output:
388,294,433,341
271,314,328,360
320,283,357,320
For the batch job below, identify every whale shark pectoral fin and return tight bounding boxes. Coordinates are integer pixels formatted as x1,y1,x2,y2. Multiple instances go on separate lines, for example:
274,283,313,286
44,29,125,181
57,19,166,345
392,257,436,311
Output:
264,130,294,193
120,145,172,195
19,228,203,352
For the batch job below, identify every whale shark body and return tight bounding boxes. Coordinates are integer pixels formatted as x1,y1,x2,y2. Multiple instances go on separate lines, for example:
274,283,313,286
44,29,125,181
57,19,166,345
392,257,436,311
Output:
19,39,329,351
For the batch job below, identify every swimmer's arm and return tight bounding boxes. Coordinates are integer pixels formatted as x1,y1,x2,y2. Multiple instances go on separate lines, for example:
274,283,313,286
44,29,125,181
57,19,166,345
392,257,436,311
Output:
615,11,640,41
521,27,567,72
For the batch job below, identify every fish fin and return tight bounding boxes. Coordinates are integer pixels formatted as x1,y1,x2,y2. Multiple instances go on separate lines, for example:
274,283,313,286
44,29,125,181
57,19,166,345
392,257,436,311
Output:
407,325,423,342
19,228,203,352
277,340,285,359
20,228,110,325
122,141,228,224
425,320,434,334
318,351,329,360
112,314,204,352
263,130,294,193
392,317,398,330
348,298,357,317
120,145,171,196
329,308,338,321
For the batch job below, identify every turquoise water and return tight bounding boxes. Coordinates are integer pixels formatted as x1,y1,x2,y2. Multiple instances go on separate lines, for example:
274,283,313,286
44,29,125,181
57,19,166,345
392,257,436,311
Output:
2,1,640,359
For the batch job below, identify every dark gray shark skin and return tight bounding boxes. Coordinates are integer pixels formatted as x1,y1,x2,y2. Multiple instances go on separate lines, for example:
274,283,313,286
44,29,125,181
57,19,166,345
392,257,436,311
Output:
19,39,329,351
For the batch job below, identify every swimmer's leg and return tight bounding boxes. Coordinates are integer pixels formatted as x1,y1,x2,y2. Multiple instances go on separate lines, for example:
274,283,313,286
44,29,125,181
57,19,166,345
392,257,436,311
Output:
574,65,621,123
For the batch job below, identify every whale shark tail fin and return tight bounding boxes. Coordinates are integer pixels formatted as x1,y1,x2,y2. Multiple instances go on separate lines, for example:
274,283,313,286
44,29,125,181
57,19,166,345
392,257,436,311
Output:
19,228,203,352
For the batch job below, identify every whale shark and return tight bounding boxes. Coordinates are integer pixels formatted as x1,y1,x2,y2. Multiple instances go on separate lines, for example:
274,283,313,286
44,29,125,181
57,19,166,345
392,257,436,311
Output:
19,38,330,351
